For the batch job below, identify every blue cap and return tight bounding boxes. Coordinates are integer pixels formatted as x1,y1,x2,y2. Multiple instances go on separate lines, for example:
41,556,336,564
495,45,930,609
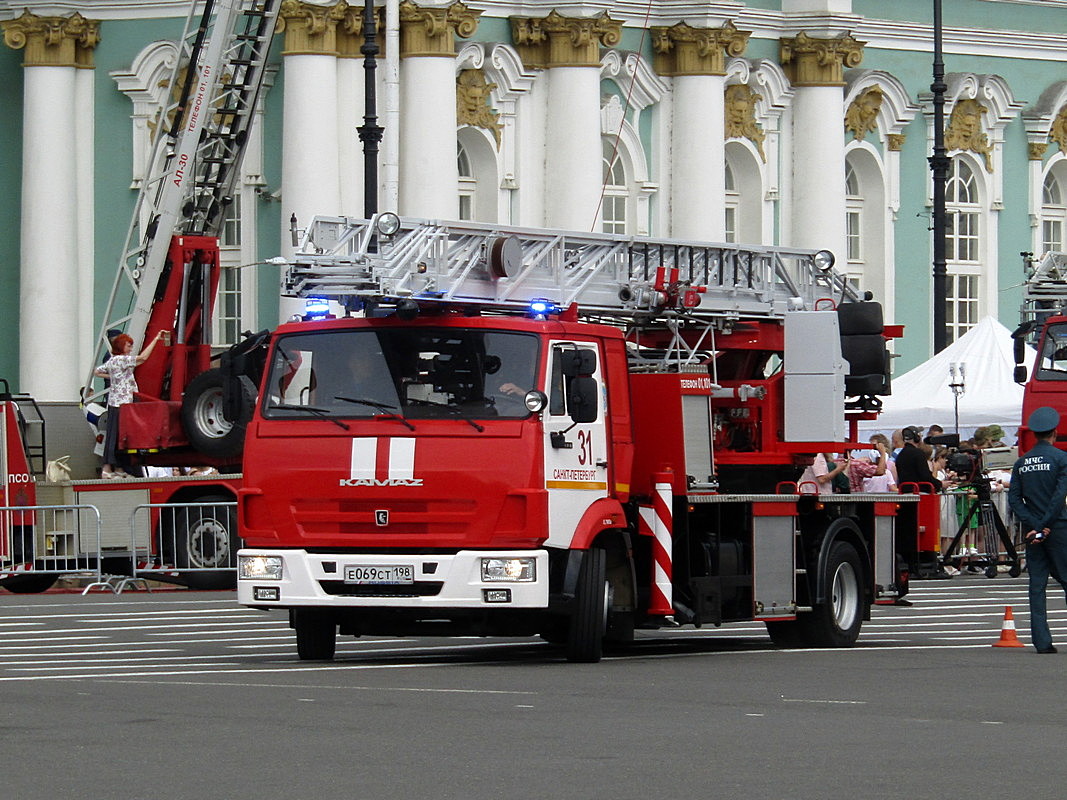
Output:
1028,406,1060,434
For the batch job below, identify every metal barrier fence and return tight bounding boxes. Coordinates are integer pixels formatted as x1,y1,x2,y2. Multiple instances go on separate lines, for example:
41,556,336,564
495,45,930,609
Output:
0,504,107,593
125,501,240,592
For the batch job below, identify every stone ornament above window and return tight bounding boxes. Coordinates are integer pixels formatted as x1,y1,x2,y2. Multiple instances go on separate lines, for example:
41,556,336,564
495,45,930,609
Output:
456,68,502,147
946,98,994,171
1051,107,1067,157
845,85,883,142
724,83,766,163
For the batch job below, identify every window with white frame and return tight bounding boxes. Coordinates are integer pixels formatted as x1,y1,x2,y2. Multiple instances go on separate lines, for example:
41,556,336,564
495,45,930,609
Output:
845,161,864,288
724,161,738,243
458,141,475,221
1043,170,1066,254
945,158,981,342
217,194,244,346
602,140,628,235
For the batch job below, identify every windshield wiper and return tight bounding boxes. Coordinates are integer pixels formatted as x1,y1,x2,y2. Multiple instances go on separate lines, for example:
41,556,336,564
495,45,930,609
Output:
334,396,416,431
271,403,350,431
405,397,485,432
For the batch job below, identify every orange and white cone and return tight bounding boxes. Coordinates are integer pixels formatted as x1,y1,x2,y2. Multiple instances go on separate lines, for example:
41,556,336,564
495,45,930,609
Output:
992,605,1025,648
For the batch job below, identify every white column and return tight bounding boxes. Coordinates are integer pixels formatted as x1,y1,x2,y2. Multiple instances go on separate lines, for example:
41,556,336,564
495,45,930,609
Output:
336,55,366,218
671,74,726,240
399,56,459,219
280,53,340,321
544,66,602,231
21,66,80,400
790,85,847,258
75,66,96,384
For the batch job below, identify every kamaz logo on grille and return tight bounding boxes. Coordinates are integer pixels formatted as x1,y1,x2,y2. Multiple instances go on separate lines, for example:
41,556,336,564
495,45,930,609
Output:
340,438,423,488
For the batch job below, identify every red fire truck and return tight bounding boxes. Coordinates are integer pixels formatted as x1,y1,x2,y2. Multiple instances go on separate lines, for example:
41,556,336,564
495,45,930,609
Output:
1015,252,1067,451
236,214,918,662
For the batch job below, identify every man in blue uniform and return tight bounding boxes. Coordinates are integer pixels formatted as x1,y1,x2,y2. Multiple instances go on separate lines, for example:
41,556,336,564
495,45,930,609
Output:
1007,406,1067,653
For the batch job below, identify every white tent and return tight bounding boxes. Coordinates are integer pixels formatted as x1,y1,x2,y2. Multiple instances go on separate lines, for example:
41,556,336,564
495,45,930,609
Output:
857,316,1035,440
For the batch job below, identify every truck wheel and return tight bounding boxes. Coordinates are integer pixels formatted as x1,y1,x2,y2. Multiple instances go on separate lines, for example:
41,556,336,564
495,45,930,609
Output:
566,547,608,663
801,540,865,647
294,612,336,661
765,620,805,648
0,574,58,594
180,368,254,461
162,494,238,590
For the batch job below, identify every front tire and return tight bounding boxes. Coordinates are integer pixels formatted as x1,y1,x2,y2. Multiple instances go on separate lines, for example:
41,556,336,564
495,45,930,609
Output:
294,611,337,661
566,547,608,663
800,540,865,647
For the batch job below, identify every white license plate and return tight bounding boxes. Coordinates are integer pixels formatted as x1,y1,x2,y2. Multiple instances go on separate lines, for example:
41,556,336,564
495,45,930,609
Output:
344,564,415,584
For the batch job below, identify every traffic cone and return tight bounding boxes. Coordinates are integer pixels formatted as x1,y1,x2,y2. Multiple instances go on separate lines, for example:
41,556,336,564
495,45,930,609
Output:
992,606,1025,648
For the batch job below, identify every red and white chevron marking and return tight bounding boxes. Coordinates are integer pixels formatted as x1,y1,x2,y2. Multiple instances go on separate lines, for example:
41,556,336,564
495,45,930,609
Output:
639,475,674,616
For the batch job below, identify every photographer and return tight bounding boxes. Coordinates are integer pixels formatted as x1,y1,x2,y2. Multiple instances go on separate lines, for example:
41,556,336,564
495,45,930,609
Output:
896,426,942,492
1007,406,1067,654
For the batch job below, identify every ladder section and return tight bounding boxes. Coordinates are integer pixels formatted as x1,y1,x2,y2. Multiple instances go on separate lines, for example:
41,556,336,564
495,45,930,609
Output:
84,0,280,404
1022,251,1067,332
285,216,858,322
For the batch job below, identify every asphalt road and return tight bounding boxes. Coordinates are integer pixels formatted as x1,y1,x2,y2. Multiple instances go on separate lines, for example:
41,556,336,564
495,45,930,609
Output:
1,574,1064,800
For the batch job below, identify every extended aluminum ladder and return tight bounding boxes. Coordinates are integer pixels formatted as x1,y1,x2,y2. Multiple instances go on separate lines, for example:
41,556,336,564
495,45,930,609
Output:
83,0,281,404
286,215,860,324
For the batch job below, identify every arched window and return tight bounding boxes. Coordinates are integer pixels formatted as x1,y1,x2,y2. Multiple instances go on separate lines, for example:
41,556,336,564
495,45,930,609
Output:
602,140,628,235
845,162,863,282
458,141,475,221
945,158,981,343
724,161,738,243
1043,170,1067,254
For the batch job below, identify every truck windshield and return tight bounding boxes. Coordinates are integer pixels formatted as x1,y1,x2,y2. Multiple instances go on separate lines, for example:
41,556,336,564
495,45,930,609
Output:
262,328,540,420
1036,323,1067,382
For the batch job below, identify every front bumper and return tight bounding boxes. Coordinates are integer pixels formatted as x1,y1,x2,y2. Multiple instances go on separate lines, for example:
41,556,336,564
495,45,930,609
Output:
236,548,549,609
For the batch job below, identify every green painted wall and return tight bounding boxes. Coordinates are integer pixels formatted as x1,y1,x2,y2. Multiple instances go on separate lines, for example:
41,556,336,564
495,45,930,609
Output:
0,45,23,386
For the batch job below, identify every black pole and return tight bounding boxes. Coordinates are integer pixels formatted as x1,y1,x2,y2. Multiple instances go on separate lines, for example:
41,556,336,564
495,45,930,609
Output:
358,0,383,218
929,0,949,352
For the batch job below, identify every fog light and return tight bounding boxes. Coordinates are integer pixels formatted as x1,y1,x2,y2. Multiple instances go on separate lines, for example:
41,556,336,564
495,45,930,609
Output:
253,586,280,601
238,555,283,580
483,588,512,603
481,557,536,582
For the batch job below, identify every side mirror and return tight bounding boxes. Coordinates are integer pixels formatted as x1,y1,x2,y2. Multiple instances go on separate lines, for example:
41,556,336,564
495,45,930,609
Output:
1014,364,1029,384
560,349,596,377
567,376,598,423
1013,337,1026,365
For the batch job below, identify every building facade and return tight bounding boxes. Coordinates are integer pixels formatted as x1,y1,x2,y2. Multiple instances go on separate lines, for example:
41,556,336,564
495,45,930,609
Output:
1,0,1066,401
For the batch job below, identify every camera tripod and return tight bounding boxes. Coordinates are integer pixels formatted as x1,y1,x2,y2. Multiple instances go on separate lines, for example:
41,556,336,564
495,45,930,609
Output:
941,476,1022,578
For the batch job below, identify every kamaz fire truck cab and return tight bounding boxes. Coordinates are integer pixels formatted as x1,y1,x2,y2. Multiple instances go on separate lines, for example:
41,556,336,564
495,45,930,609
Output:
236,215,912,663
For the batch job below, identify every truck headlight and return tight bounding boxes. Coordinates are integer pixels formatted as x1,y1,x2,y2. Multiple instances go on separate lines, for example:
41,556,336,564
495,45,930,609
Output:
238,555,283,580
481,557,536,582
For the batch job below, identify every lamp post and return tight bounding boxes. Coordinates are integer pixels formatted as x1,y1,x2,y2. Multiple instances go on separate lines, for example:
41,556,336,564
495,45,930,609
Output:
949,361,966,435
358,0,383,218
930,0,949,353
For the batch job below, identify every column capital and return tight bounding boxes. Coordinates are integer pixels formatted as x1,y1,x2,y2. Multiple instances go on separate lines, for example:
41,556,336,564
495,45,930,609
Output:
651,21,749,77
336,5,386,58
278,0,347,56
399,1,480,58
2,10,100,68
511,10,621,69
780,31,863,86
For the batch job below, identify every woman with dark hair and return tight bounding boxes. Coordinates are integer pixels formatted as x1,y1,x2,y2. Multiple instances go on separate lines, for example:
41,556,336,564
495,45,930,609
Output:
93,330,165,478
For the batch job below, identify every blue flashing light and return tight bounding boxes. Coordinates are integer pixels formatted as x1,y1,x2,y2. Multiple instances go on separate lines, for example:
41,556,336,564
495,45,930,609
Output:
304,297,331,319
528,299,556,318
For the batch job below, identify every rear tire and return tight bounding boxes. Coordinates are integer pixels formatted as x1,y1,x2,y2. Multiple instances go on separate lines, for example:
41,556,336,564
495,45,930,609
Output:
162,494,238,590
566,547,608,663
800,540,865,647
0,574,58,594
294,611,336,661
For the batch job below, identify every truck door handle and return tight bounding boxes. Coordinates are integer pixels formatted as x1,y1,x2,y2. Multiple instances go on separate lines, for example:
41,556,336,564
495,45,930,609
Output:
596,459,608,468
